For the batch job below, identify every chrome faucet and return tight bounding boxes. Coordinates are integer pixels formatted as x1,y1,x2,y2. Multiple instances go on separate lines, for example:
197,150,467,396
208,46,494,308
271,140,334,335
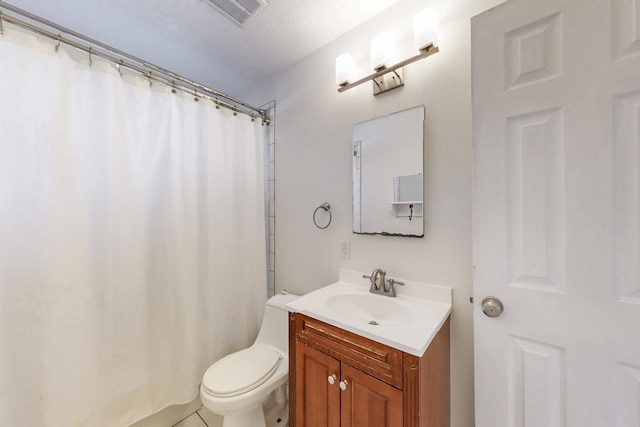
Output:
363,269,404,297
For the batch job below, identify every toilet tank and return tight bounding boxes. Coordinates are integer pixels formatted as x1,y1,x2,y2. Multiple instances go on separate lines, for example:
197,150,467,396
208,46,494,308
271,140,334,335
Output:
254,293,299,356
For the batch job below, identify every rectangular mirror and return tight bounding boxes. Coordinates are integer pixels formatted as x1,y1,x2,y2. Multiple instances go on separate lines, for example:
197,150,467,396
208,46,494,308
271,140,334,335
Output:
352,105,424,237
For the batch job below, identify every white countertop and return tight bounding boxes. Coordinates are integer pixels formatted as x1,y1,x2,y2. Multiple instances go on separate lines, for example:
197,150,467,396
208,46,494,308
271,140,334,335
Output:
286,269,452,357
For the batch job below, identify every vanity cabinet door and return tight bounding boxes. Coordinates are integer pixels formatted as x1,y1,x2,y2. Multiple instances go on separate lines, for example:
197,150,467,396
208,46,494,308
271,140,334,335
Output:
295,341,341,427
340,364,403,427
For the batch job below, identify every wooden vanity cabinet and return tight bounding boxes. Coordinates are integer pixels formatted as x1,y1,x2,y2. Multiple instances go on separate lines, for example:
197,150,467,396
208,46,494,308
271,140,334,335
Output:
289,313,450,427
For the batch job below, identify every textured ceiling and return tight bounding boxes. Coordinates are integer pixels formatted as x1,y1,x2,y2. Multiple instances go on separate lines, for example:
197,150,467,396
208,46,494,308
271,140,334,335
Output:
3,0,399,98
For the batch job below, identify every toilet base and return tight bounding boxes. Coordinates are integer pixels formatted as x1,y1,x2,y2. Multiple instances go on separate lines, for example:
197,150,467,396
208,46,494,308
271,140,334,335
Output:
216,403,288,427
204,384,289,427
264,385,288,427
221,405,266,427
265,404,288,427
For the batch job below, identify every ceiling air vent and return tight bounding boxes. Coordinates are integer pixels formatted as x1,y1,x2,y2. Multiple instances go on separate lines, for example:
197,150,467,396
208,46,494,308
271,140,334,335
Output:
206,0,269,28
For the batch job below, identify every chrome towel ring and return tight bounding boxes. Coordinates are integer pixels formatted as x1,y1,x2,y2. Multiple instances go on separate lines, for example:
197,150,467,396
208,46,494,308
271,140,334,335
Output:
313,202,332,229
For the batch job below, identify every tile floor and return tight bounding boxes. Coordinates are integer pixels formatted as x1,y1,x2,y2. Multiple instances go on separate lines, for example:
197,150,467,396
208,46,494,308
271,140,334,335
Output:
172,406,222,427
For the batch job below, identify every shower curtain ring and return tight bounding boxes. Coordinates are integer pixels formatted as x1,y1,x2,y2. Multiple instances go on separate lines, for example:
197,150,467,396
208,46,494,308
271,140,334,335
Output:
88,47,93,66
55,34,61,52
0,12,4,35
313,202,332,229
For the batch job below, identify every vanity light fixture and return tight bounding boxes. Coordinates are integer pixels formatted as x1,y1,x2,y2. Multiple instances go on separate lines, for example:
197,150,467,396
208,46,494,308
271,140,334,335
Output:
414,7,439,51
336,7,440,96
335,52,356,87
370,32,393,71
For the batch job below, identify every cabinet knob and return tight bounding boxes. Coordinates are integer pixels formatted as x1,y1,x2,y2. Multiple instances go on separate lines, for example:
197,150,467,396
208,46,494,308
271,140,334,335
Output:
339,380,349,391
328,374,337,385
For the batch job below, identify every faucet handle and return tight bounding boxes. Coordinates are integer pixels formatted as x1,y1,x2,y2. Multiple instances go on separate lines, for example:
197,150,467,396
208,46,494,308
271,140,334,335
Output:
388,278,404,287
385,278,405,297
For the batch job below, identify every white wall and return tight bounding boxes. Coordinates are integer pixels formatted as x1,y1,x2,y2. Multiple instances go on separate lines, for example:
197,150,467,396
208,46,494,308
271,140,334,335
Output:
243,0,503,426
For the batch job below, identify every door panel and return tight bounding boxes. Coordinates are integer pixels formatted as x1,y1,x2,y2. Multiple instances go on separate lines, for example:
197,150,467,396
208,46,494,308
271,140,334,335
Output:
507,336,565,427
472,0,640,426
295,342,341,427
340,364,402,427
614,91,640,304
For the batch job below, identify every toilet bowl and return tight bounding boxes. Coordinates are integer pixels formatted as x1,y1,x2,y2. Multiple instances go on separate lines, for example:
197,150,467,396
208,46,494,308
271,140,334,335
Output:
200,292,299,427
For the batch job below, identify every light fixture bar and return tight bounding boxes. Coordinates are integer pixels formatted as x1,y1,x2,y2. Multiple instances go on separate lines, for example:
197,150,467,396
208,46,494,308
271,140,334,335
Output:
337,44,439,93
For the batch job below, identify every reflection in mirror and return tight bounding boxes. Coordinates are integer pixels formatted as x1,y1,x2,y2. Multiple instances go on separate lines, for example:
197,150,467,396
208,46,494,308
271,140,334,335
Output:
353,105,424,237
394,175,423,202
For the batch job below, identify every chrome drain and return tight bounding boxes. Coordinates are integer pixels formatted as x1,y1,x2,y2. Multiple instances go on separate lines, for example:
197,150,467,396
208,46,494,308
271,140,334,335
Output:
368,320,380,325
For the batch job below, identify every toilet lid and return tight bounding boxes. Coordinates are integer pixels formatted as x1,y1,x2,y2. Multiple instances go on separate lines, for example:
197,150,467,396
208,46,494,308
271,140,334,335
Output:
202,344,282,397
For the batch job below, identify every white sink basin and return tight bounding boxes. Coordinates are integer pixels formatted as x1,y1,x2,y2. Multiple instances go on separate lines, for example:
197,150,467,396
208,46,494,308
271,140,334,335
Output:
325,293,413,326
286,269,452,357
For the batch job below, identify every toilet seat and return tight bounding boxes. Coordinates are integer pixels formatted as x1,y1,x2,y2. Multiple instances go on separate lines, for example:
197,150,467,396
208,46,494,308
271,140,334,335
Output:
202,344,282,398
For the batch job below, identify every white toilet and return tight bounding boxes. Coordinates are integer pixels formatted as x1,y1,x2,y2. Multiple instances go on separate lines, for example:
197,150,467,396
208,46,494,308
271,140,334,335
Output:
200,293,299,427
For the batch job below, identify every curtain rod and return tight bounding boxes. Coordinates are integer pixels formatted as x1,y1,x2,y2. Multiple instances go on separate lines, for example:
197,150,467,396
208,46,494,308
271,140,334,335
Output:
0,2,270,125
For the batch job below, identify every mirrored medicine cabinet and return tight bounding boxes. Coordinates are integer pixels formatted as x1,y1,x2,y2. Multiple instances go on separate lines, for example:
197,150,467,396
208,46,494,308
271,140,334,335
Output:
352,105,424,237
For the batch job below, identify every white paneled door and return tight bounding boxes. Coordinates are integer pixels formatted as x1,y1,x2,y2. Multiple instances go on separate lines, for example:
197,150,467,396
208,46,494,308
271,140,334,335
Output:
472,0,640,426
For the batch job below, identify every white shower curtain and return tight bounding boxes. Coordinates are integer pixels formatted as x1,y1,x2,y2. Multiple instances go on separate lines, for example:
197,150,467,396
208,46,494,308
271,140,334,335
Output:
0,26,267,426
